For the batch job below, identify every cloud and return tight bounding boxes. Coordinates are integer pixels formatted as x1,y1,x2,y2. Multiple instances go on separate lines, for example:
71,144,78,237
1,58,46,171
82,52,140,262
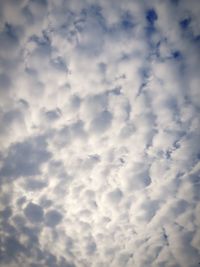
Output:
0,135,51,182
45,209,63,227
0,0,200,267
24,202,44,224
90,110,113,134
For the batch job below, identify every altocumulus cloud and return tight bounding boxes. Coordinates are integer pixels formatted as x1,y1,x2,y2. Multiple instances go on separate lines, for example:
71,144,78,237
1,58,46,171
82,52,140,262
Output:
0,0,200,267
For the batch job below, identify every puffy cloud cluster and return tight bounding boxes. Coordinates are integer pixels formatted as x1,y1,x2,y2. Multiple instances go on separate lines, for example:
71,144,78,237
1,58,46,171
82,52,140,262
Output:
0,0,200,267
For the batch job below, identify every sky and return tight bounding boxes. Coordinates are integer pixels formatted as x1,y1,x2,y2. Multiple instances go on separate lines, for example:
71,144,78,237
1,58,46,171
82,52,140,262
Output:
0,0,200,267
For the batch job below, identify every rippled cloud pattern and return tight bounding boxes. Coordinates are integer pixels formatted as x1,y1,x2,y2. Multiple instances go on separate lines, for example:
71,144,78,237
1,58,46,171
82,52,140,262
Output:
0,0,200,267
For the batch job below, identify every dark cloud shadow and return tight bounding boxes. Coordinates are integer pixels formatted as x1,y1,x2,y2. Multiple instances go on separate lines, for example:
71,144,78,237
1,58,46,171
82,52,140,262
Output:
0,23,19,53
24,202,44,224
90,110,112,134
0,135,51,182
45,209,63,227
23,178,47,191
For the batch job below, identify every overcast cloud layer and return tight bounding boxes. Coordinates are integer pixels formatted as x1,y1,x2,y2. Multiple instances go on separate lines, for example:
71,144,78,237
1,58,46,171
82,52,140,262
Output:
0,0,200,267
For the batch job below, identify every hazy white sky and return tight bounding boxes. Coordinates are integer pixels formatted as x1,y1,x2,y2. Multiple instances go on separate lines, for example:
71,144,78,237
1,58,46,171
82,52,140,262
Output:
0,0,200,267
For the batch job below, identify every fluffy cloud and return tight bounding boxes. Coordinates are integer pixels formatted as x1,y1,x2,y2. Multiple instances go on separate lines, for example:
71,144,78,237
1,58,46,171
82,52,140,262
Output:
0,0,200,267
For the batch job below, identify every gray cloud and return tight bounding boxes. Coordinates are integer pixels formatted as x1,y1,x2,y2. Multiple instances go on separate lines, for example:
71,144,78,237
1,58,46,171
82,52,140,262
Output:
0,135,51,182
45,209,63,227
90,110,113,134
24,202,44,224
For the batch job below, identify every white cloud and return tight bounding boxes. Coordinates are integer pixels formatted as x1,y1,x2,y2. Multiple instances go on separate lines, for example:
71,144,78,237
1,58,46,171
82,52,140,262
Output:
0,0,200,267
